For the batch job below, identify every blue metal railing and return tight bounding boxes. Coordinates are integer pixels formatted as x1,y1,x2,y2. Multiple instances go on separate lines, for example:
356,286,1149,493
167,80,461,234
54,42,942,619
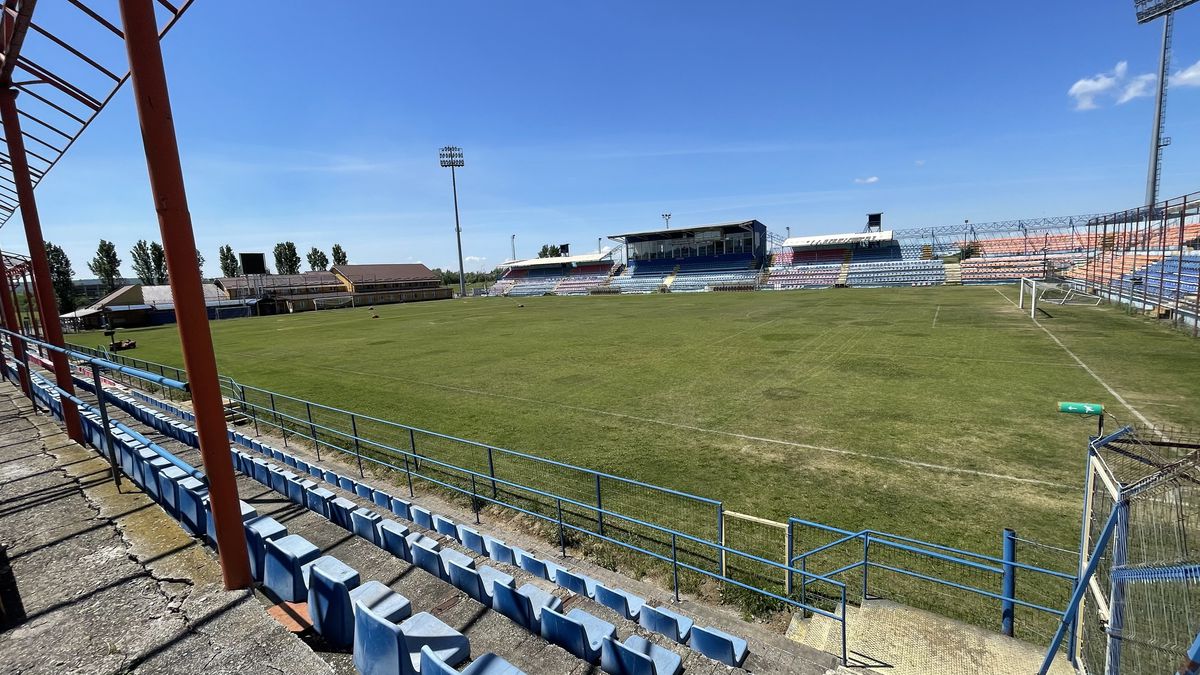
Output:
788,516,1076,640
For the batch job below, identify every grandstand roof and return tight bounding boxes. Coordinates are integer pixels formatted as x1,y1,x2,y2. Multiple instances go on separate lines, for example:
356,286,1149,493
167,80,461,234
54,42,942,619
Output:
332,264,438,283
608,220,763,240
219,271,340,290
783,231,894,247
504,251,615,269
87,284,227,310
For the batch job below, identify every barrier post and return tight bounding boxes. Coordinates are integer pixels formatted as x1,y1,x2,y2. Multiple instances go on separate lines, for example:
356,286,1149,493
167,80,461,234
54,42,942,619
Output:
409,428,419,471
270,392,286,448
1002,528,1017,637
487,447,497,499
671,532,680,602
119,0,251,589
305,401,319,459
717,503,726,576
470,474,480,524
557,498,566,557
785,521,794,597
403,452,415,497
91,366,121,489
351,414,363,477
595,473,604,536
862,532,870,600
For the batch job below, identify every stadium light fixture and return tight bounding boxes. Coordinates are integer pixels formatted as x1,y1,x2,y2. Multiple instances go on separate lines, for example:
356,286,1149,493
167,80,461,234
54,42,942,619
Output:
662,212,671,229
1134,0,1198,23
439,146,467,297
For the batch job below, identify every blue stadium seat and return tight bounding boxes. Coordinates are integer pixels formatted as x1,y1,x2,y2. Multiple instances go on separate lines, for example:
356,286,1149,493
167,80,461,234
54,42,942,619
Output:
350,581,412,624
207,499,258,548
338,475,357,492
483,536,514,565
411,537,444,579
352,508,383,546
355,483,374,500
420,645,526,675
689,625,749,667
353,606,468,675
306,486,336,518
411,505,434,530
264,534,320,602
376,519,412,560
438,548,475,581
176,477,207,537
491,582,561,632
433,514,460,540
514,549,564,582
594,583,644,620
323,469,338,484
457,525,486,555
390,497,412,522
554,568,597,598
638,604,693,644
447,561,513,605
244,515,288,583
600,635,682,675
330,496,357,529
285,475,311,504
540,607,615,663
307,556,362,648
373,489,392,509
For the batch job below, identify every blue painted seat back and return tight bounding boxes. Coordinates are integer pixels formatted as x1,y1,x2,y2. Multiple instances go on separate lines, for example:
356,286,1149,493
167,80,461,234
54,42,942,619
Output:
411,539,443,578
447,560,487,604
309,559,361,648
484,536,514,565
458,526,485,555
555,569,595,598
638,604,692,643
689,625,748,667
600,637,654,675
353,604,402,675
540,607,592,662
491,580,534,631
594,583,643,620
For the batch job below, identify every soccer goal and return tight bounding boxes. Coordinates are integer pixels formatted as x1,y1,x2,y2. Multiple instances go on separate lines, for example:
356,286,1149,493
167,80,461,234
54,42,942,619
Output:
1019,278,1101,318
314,296,355,310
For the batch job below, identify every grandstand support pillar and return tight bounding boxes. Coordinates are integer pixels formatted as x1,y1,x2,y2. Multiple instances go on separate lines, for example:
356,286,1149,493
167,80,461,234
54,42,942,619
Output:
118,0,250,590
21,272,42,350
0,88,84,444
0,257,31,399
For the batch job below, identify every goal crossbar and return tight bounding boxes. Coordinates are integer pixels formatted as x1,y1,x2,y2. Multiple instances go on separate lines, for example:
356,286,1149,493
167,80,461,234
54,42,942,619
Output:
1019,278,1101,318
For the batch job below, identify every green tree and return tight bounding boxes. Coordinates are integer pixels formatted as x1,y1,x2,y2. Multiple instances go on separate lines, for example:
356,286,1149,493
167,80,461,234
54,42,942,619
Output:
273,241,301,275
87,239,122,293
537,244,561,258
195,248,205,276
306,247,329,271
45,241,78,313
218,244,239,277
130,240,162,284
331,243,348,266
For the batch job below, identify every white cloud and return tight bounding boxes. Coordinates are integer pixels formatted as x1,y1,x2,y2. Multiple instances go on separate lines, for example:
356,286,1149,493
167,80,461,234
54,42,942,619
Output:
1172,59,1200,87
1069,61,1157,110
914,159,926,167
854,176,879,185
464,255,487,263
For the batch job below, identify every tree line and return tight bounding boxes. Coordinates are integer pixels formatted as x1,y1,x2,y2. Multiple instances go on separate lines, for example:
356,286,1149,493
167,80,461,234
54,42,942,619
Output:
40,240,351,313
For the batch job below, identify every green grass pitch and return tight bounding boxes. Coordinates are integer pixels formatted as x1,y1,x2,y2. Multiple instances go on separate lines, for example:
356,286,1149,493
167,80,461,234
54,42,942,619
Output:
77,285,1200,560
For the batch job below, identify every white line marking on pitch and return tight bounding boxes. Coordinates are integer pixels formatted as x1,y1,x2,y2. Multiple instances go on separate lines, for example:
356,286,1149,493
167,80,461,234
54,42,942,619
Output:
995,284,1161,433
713,318,780,344
305,361,1072,490
932,305,941,328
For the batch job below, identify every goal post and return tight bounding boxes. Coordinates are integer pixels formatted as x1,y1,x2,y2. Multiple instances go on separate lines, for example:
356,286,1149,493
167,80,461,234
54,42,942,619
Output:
1019,278,1101,318
313,296,355,311
1018,278,1038,319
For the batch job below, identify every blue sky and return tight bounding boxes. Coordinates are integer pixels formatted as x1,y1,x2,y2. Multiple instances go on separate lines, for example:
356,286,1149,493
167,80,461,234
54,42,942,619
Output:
6,1,1200,276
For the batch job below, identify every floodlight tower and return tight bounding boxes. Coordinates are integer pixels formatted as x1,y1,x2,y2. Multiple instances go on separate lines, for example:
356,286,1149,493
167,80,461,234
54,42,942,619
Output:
662,213,671,229
1134,0,1199,210
440,146,467,297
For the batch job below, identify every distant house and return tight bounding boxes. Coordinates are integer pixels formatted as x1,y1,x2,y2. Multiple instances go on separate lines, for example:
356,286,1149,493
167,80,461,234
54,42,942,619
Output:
61,283,254,330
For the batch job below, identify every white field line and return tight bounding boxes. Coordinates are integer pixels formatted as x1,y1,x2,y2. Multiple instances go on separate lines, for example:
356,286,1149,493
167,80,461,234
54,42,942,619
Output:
770,348,1079,368
301,360,1073,490
932,305,941,328
713,318,780,345
994,284,1161,433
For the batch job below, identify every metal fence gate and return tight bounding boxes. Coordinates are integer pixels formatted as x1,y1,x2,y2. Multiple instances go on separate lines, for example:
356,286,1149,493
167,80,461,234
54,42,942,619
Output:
1076,422,1200,674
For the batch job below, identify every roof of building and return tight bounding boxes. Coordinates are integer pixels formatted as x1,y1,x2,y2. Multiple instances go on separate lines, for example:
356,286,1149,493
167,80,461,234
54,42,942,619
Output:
504,250,615,269
782,230,894,248
332,263,437,284
88,283,227,310
609,220,763,240
218,271,340,290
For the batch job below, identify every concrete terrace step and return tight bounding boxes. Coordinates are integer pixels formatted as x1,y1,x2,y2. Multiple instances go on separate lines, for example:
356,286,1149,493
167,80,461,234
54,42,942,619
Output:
786,598,1074,675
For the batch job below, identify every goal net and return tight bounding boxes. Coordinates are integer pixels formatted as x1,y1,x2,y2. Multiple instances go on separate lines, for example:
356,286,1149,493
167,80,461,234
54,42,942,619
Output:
1019,278,1100,317
314,296,355,310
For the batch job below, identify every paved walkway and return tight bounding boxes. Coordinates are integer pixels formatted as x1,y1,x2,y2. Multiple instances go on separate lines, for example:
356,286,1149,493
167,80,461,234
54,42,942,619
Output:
0,383,332,674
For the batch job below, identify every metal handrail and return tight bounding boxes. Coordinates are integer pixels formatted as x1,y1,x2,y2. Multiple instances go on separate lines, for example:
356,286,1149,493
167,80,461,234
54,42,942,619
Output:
3,329,188,390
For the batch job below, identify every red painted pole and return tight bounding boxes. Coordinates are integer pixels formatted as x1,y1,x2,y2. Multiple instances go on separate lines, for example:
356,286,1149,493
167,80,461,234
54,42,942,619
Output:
119,0,250,589
0,259,31,399
0,89,84,443
22,271,43,353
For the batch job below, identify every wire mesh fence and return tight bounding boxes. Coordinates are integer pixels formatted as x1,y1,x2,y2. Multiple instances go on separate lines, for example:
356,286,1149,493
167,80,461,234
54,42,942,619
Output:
1079,421,1200,674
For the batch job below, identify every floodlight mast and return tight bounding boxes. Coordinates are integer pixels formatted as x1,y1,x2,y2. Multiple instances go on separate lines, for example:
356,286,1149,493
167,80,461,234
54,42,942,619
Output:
662,212,671,229
439,146,466,297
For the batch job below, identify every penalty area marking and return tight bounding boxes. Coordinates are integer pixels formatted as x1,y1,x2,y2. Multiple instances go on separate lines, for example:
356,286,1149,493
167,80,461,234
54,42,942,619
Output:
932,305,941,328
300,360,1073,490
